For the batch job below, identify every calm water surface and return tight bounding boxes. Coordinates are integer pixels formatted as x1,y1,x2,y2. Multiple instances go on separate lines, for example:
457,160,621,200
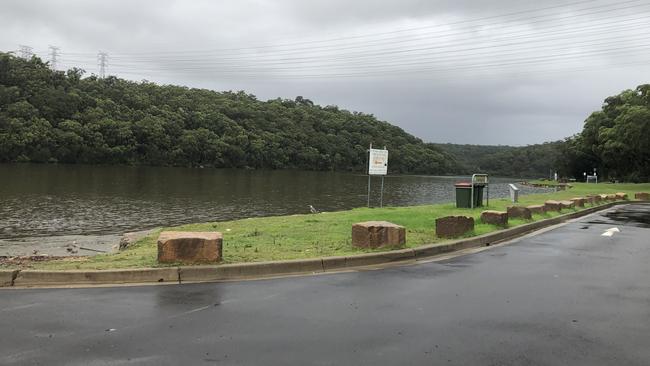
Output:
0,164,550,255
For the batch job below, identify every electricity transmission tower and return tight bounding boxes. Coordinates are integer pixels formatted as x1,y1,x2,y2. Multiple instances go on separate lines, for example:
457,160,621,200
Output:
18,45,33,59
48,45,60,70
97,51,108,78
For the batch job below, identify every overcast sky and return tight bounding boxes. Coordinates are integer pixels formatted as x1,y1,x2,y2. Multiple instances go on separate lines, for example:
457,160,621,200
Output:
2,0,649,145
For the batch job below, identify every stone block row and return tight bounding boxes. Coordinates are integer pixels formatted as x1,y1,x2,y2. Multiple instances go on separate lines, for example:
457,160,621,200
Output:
158,192,646,263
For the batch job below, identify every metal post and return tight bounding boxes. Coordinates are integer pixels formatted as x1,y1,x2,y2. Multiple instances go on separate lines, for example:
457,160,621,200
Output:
379,176,384,208
367,175,371,208
367,143,372,208
470,182,474,209
379,145,386,208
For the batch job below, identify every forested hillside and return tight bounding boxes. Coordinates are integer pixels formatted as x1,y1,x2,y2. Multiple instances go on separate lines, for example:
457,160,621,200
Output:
434,142,563,178
557,84,650,182
2,52,646,180
0,52,455,174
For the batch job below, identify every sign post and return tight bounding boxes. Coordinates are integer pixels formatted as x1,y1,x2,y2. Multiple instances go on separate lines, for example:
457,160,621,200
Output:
367,144,388,208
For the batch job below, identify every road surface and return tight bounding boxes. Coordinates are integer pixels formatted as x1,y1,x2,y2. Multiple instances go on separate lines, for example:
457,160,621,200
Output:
1,204,649,365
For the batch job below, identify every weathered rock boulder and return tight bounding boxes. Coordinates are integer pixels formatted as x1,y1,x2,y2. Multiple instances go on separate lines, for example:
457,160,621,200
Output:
157,231,223,263
351,221,406,249
570,197,585,207
559,200,575,209
544,200,562,212
527,204,546,214
435,216,474,238
480,210,508,226
615,192,628,200
507,206,532,220
635,192,650,200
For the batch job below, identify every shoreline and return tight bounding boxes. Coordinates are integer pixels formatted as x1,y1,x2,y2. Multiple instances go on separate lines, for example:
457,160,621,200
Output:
3,201,643,288
1,182,649,273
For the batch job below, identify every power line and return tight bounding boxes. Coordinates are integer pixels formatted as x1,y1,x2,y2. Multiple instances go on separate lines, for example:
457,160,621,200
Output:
91,0,648,56
57,7,650,69
99,20,650,68
56,0,648,60
37,0,650,81
59,23,650,73
76,44,649,79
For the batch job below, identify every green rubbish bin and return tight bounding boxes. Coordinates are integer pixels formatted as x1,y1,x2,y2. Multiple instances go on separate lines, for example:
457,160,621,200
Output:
473,184,485,207
455,182,485,208
455,182,472,208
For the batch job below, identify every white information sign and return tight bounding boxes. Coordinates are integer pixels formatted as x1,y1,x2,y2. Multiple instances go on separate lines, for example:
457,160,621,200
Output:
368,148,388,175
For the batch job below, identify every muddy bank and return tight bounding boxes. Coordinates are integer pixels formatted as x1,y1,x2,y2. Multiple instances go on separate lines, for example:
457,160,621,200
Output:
0,229,156,257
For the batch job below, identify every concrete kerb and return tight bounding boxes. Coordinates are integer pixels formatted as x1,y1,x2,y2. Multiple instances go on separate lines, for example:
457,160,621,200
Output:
179,257,325,283
323,248,416,271
13,268,179,287
1,270,19,287
2,200,640,288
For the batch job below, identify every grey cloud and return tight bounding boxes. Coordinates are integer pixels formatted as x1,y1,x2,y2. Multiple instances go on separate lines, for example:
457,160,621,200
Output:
1,0,648,145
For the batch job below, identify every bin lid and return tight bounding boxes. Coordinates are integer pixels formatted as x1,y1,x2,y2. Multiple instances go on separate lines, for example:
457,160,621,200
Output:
455,182,472,187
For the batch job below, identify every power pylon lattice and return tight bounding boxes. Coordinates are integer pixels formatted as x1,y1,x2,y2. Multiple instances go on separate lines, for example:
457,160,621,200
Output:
18,45,33,60
48,45,60,70
97,51,108,78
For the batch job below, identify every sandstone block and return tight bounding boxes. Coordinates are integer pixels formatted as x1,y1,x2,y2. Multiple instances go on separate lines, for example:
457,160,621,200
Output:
507,206,532,219
435,216,474,238
157,231,222,263
527,204,546,214
351,221,406,249
588,194,602,204
615,192,628,200
480,210,508,226
570,197,585,207
545,200,562,211
635,192,650,200
559,200,575,209
606,194,617,201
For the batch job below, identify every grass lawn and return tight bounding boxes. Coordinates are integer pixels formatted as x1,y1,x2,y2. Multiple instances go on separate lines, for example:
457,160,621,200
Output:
10,182,650,270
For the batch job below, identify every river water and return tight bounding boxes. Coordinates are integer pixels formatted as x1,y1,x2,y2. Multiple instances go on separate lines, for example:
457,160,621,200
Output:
0,164,551,256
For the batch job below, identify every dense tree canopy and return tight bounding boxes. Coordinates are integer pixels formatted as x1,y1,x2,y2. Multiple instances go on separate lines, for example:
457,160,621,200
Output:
558,84,650,182
0,52,455,174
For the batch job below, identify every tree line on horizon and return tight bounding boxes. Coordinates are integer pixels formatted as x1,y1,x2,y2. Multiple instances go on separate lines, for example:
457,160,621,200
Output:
0,52,647,180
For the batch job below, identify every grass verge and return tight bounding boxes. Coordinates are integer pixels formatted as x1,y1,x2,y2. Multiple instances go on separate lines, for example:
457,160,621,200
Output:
6,182,650,270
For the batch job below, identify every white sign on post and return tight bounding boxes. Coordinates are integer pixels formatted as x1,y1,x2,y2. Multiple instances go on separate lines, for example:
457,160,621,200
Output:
368,148,388,175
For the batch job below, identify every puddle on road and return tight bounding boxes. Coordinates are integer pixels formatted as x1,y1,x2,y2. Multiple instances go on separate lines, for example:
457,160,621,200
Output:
585,204,650,228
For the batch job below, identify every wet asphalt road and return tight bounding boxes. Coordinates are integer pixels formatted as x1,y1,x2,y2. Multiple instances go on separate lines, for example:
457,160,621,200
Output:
1,204,649,366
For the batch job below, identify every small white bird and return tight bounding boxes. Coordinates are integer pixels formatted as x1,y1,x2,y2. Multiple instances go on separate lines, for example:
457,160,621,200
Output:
309,205,319,214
